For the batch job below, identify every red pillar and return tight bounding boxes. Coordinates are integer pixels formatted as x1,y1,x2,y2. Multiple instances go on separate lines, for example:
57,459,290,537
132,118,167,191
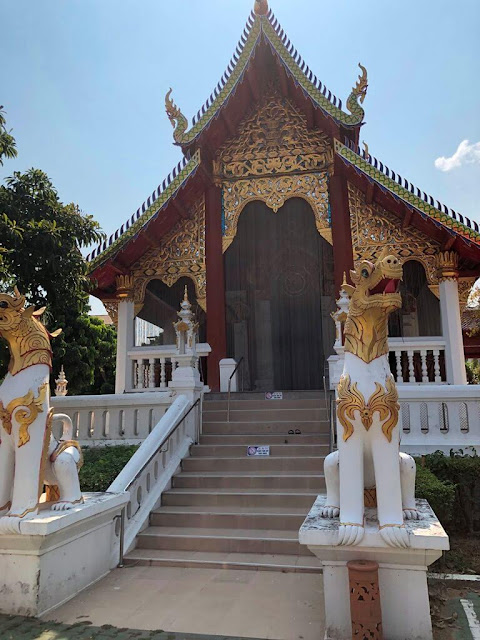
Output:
329,156,354,293
205,183,227,391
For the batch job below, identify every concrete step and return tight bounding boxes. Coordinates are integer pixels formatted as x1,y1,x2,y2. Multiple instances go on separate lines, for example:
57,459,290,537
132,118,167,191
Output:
203,408,328,423
202,422,329,435
124,549,322,573
136,526,313,556
190,444,328,457
150,506,309,530
172,472,326,491
182,456,324,472
205,391,325,401
204,398,327,411
162,488,318,509
198,433,329,445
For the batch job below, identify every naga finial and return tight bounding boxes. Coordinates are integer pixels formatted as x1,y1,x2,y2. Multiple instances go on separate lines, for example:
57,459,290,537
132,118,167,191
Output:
254,0,269,16
362,141,369,159
165,88,189,144
353,63,368,104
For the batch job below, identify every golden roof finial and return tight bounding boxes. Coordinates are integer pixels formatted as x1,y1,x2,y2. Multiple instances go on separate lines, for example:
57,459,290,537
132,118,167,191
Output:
342,271,348,287
362,141,369,160
254,0,269,16
184,285,189,302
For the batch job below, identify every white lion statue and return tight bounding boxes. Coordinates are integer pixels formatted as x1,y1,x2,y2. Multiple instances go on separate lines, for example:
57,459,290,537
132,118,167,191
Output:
0,288,83,534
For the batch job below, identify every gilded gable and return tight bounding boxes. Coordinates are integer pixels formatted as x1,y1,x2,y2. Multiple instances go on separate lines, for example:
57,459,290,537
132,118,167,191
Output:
348,183,441,284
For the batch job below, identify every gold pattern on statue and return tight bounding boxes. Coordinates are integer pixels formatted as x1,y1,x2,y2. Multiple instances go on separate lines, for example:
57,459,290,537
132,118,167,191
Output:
131,196,206,310
343,250,403,363
0,383,48,447
348,182,441,285
0,289,61,376
337,374,399,443
50,440,84,471
213,89,333,252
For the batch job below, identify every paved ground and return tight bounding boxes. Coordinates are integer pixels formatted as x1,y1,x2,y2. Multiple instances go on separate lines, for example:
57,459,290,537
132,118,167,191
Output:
41,566,324,640
0,615,267,639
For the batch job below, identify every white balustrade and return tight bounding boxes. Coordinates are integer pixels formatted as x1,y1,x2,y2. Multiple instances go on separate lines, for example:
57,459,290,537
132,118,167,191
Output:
127,343,211,392
51,392,173,446
108,394,201,565
389,338,446,384
399,385,480,455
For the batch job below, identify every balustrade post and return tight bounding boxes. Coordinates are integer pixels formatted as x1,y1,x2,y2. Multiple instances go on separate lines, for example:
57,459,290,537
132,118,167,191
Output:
160,357,166,388
407,350,415,383
148,358,155,388
395,351,403,384
420,349,428,383
433,349,442,383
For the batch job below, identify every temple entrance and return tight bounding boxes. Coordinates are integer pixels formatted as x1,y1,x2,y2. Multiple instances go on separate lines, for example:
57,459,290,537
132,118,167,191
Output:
224,198,335,391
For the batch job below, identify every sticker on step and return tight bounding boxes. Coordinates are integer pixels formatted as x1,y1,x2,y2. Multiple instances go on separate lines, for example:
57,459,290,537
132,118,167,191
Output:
265,391,283,400
247,445,270,457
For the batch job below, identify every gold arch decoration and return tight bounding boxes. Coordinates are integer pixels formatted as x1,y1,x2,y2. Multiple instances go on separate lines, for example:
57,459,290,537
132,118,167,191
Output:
214,88,334,253
130,196,206,311
348,182,441,286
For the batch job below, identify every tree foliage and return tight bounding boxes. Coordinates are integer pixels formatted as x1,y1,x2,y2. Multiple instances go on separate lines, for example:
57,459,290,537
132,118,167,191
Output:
0,107,17,166
0,167,116,394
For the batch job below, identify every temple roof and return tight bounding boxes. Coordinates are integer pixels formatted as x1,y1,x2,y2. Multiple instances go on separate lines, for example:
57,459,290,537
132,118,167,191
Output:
336,139,480,247
86,151,200,270
164,4,368,149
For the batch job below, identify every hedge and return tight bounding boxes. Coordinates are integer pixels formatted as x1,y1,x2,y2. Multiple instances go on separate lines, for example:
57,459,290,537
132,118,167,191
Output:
79,445,138,492
419,450,480,535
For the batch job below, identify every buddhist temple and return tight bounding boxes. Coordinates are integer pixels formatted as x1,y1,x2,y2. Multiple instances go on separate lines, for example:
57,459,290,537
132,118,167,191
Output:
87,0,480,393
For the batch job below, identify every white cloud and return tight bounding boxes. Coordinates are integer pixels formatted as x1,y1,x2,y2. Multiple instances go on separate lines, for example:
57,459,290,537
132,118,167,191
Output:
435,139,480,172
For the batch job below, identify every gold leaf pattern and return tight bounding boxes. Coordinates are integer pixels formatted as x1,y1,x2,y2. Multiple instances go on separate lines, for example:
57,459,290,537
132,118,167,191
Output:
337,374,399,443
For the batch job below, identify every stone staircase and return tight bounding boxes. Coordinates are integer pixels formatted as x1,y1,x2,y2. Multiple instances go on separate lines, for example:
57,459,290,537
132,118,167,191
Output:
125,392,329,572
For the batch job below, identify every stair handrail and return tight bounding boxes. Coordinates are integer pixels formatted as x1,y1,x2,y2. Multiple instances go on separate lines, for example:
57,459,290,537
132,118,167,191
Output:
227,357,244,423
109,394,201,568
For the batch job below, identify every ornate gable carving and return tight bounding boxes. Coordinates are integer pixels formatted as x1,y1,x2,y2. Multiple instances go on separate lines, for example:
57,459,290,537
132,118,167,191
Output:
348,183,441,285
131,196,206,310
214,89,333,253
214,89,333,180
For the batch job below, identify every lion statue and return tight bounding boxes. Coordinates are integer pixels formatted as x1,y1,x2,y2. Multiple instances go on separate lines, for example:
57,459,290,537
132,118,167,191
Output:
0,288,83,534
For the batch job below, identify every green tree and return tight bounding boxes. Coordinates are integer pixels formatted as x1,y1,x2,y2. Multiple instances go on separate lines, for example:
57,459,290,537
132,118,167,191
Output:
0,168,116,394
0,107,17,166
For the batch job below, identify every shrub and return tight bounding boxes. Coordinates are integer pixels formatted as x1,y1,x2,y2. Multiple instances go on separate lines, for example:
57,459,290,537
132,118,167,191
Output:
415,463,456,526
422,450,480,534
79,445,139,492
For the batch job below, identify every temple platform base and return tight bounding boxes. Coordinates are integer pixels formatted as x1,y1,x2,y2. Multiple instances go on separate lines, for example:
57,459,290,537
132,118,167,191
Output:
299,496,449,640
0,492,128,617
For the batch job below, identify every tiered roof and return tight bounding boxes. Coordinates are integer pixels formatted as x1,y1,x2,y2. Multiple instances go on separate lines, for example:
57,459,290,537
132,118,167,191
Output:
87,0,480,289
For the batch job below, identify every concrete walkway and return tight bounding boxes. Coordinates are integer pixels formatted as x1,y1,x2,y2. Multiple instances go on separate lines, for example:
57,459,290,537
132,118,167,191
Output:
41,566,325,640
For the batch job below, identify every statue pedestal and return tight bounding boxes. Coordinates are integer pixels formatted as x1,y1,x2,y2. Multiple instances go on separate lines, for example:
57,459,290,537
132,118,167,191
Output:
299,496,449,640
0,492,128,617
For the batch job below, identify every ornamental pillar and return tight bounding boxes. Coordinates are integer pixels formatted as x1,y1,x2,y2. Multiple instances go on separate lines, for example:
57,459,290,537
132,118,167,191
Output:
329,157,354,294
436,251,467,385
205,183,227,391
115,275,136,394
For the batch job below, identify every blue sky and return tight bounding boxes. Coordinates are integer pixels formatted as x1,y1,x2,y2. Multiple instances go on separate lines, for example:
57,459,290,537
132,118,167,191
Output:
1,0,479,314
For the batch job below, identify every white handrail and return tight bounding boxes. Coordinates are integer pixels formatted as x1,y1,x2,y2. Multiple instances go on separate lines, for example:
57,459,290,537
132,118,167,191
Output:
108,394,198,567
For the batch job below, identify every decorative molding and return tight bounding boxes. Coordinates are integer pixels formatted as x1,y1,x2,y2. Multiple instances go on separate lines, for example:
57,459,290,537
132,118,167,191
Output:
458,277,478,311
222,173,330,252
348,182,441,285
435,250,459,282
131,196,206,311
115,275,135,299
103,300,119,328
216,91,332,252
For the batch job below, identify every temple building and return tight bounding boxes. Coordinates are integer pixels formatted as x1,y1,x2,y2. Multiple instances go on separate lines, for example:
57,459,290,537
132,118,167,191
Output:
87,0,480,393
